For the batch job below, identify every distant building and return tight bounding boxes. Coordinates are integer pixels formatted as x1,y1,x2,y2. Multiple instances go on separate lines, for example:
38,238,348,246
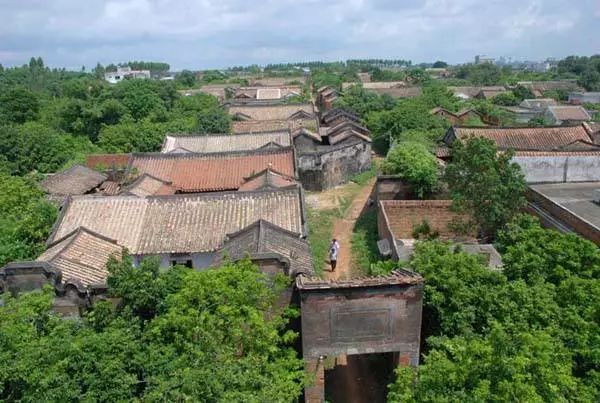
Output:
474,55,495,65
569,92,600,105
544,106,592,125
104,66,151,84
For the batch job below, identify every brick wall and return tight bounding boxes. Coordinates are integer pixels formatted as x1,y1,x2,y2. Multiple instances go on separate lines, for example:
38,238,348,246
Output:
379,200,472,239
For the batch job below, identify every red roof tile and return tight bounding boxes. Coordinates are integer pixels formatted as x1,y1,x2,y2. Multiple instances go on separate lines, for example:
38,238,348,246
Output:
86,154,130,170
448,125,593,151
130,149,295,192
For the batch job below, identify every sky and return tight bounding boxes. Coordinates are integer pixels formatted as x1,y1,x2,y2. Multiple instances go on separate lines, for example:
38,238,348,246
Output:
0,0,599,71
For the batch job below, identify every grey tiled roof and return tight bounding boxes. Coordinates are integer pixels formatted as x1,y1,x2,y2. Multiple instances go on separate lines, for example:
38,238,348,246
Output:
37,227,123,286
161,132,292,153
48,188,304,255
217,219,313,276
228,104,314,121
40,165,107,197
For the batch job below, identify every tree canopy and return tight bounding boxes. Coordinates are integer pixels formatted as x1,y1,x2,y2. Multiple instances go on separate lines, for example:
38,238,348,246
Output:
0,258,305,401
444,137,526,239
388,217,600,401
382,142,439,198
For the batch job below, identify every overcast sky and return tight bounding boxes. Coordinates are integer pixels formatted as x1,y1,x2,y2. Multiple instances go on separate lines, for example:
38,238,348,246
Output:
0,0,599,71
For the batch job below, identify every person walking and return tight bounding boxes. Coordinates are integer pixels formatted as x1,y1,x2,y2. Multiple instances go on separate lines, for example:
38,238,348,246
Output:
329,238,339,272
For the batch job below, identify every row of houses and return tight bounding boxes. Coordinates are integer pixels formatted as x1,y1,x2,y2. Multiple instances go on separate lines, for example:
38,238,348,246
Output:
1,100,401,402
436,123,600,246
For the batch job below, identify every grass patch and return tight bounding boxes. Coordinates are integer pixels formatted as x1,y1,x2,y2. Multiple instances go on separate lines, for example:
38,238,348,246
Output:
350,164,378,186
350,208,381,275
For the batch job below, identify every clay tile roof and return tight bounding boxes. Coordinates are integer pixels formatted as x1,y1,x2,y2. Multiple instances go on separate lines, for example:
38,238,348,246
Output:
48,188,304,255
296,269,423,290
379,200,475,240
232,120,290,133
292,127,322,143
256,88,282,100
449,125,593,151
238,167,297,191
37,227,123,286
371,86,422,98
328,129,372,145
321,108,360,124
217,219,313,276
228,104,314,121
40,165,107,196
546,106,591,121
86,154,131,170
435,146,451,158
122,174,176,197
513,150,600,157
161,132,292,153
129,148,295,192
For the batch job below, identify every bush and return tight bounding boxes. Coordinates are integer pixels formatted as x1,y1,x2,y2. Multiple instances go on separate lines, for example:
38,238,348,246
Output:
382,142,439,198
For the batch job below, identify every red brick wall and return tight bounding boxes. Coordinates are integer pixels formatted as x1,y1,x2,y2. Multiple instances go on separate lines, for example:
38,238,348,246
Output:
380,200,473,239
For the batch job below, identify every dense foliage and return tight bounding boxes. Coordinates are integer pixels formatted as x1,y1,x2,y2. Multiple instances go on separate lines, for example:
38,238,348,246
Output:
444,137,526,239
0,173,57,266
382,142,439,198
388,216,600,401
0,258,305,401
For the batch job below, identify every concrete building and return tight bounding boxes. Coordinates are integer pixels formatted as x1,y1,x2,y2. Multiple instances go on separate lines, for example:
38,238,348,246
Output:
526,182,600,246
104,66,151,84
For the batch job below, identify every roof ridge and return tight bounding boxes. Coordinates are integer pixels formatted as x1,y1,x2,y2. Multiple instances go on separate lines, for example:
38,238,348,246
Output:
132,146,294,159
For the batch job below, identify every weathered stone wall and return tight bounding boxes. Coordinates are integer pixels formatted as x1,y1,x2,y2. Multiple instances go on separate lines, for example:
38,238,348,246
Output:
297,142,372,191
299,283,423,361
514,155,600,183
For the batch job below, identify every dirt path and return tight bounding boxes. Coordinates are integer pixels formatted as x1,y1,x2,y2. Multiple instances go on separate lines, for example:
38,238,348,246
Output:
324,178,376,280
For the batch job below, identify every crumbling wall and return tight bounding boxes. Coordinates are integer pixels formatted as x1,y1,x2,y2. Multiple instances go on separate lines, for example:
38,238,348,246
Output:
299,282,423,361
297,142,372,191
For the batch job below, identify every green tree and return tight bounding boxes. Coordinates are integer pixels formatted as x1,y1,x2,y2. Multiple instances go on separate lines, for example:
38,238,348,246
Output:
491,91,519,106
0,259,305,401
432,61,448,68
0,173,57,265
444,137,526,239
176,69,197,88
0,123,75,175
0,86,40,123
382,142,439,198
389,325,587,402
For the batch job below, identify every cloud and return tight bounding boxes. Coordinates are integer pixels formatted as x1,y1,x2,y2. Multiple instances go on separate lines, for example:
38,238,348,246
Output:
0,0,597,70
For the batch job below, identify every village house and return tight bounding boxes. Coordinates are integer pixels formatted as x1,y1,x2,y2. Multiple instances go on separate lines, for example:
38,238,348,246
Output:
443,124,600,183
543,105,592,125
161,132,292,153
430,107,482,125
40,165,109,203
231,86,302,102
520,98,558,110
178,84,240,101
316,86,338,110
517,80,583,98
448,86,506,100
569,92,600,104
87,148,297,194
228,103,315,121
104,66,151,84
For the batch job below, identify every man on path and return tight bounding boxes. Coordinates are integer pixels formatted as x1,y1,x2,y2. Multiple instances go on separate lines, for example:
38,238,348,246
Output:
329,238,339,271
